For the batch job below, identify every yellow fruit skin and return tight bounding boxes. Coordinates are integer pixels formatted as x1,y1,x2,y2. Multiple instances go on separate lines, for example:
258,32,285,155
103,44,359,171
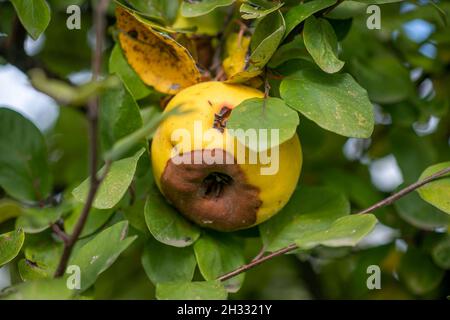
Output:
151,81,302,229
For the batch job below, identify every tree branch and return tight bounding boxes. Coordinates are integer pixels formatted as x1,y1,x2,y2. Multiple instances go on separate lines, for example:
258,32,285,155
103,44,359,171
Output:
357,166,450,214
218,165,450,282
54,0,111,278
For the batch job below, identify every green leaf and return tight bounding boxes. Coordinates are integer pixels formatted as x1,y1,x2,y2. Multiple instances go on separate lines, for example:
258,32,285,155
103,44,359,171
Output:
100,84,144,153
194,233,245,292
0,278,73,300
0,199,23,224
295,214,377,249
18,258,49,281
284,0,337,38
303,16,344,73
260,186,350,252
16,203,73,233
181,0,235,17
141,238,197,284
20,233,63,279
144,190,201,247
325,0,367,19
29,70,120,107
280,69,374,138
104,106,184,162
390,128,437,184
268,35,310,68
64,206,114,238
11,0,51,40
227,97,299,152
38,12,90,76
109,44,152,100
398,248,445,295
432,236,450,269
417,162,450,214
156,281,228,300
240,0,283,20
69,221,137,292
353,0,404,3
249,10,286,70
0,229,25,267
122,198,150,234
350,56,413,104
125,0,180,24
48,107,88,186
428,1,447,27
395,190,449,230
72,148,145,209
0,108,52,202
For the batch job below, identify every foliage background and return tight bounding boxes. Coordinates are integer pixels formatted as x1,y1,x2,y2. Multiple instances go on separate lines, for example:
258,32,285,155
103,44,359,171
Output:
0,0,449,299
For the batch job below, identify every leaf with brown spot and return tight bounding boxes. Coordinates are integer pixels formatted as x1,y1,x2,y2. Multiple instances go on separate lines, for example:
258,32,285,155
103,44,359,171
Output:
115,6,201,94
222,32,261,82
225,10,285,84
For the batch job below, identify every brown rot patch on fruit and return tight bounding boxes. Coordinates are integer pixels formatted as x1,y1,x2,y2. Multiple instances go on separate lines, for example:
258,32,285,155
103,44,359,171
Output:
160,149,261,232
213,106,232,133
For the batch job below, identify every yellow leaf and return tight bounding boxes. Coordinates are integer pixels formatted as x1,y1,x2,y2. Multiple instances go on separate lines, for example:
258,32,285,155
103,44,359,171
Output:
222,32,262,83
116,6,201,95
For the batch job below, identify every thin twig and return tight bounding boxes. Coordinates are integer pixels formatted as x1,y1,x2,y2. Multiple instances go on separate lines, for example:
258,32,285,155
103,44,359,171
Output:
357,166,450,214
54,0,111,278
51,223,70,244
218,166,450,282
219,244,298,282
251,245,267,262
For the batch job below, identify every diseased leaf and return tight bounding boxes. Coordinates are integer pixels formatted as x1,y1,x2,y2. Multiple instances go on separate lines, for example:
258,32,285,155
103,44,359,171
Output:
0,108,52,202
222,32,252,79
181,0,235,18
141,238,197,284
72,148,145,209
0,229,25,267
20,233,63,279
11,0,51,40
280,68,374,138
417,162,450,214
226,10,285,83
144,189,201,247
68,221,137,292
18,259,49,281
284,0,337,38
116,6,201,94
194,233,245,292
303,16,344,73
227,97,299,152
156,281,228,300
